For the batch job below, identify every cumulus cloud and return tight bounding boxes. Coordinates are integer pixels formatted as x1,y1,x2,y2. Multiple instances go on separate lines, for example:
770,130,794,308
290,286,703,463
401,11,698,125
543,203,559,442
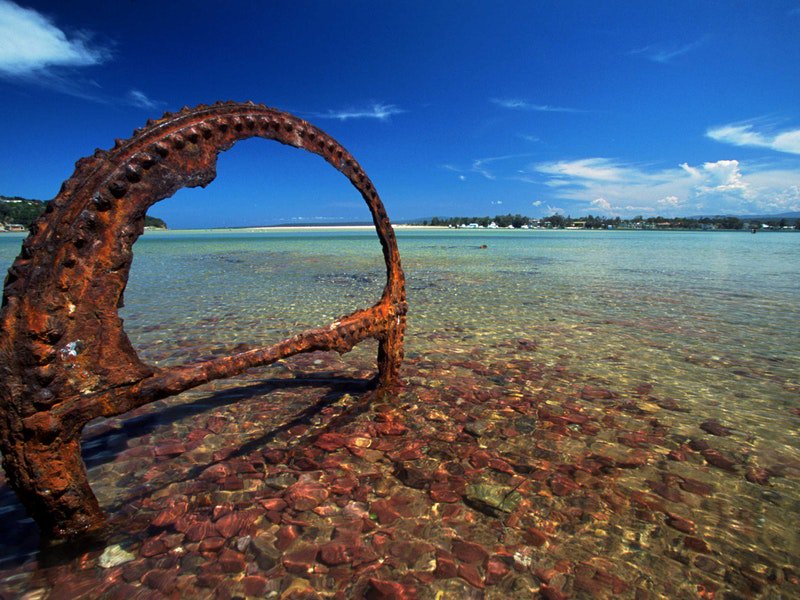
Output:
312,103,404,121
591,197,612,211
490,98,585,113
0,0,109,76
531,200,543,207
707,122,800,155
528,157,800,215
696,159,751,196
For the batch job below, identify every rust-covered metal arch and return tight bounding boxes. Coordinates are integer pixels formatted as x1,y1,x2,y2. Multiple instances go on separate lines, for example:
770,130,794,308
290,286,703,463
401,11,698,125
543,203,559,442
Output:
0,101,406,538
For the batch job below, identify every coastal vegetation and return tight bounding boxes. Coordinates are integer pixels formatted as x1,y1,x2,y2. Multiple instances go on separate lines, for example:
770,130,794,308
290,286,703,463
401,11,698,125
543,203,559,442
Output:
422,213,800,230
1,196,167,230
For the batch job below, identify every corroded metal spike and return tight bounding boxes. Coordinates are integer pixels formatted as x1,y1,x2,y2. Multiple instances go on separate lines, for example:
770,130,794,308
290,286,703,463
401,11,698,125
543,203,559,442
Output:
124,164,142,183
107,180,128,198
92,192,113,211
137,152,156,169
152,142,169,157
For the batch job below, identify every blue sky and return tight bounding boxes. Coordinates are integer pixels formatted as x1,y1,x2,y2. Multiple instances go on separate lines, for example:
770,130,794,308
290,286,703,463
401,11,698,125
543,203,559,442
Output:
1,1,799,228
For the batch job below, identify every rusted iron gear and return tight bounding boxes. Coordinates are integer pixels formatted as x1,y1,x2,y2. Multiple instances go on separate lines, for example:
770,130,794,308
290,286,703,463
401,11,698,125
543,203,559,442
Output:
0,101,407,538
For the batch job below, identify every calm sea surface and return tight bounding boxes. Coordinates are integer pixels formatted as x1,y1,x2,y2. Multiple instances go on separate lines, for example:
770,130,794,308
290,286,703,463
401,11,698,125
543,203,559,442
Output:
0,228,798,598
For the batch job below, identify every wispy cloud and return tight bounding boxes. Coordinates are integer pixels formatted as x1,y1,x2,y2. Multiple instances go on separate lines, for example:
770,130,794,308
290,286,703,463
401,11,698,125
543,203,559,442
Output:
126,89,160,109
707,121,800,155
473,154,533,180
0,0,110,76
490,98,585,113
527,156,800,215
630,39,705,63
311,102,404,121
0,0,162,109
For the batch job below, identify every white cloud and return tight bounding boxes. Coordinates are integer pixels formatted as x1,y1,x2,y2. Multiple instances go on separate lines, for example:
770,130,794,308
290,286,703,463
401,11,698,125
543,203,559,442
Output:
630,39,704,64
537,158,628,182
468,154,532,180
531,200,543,206
458,175,466,181
696,159,750,196
591,197,612,211
658,195,682,207
707,122,800,155
472,158,496,180
528,157,800,215
126,89,159,109
0,0,109,76
490,98,585,113
680,162,702,178
491,200,503,205
312,103,404,121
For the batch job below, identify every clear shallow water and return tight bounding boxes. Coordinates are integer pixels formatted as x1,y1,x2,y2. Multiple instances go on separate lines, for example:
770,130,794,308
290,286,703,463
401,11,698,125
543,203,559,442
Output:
0,228,798,599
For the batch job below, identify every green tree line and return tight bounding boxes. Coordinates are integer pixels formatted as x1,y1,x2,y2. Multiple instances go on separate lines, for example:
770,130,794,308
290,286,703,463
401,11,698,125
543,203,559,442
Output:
421,213,799,230
2,196,167,229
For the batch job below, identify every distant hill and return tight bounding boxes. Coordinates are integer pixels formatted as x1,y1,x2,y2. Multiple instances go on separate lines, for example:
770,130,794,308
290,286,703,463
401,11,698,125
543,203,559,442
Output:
1,195,167,230
689,211,800,221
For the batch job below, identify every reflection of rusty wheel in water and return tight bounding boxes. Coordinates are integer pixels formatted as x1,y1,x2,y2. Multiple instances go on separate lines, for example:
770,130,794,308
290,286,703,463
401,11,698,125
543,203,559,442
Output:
0,102,407,538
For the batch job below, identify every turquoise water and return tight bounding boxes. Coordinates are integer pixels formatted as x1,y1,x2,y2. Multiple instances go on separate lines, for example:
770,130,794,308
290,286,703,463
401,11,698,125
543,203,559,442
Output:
0,228,798,598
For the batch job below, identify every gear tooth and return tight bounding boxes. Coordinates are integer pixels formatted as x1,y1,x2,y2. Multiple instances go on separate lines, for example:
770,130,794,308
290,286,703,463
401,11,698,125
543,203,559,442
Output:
162,111,173,119
181,105,190,113
114,138,125,149
146,118,155,127
246,100,255,106
213,100,223,106
93,148,107,158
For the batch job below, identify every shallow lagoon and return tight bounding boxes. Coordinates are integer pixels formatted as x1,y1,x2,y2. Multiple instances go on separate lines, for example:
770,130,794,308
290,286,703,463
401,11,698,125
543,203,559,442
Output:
0,228,798,598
